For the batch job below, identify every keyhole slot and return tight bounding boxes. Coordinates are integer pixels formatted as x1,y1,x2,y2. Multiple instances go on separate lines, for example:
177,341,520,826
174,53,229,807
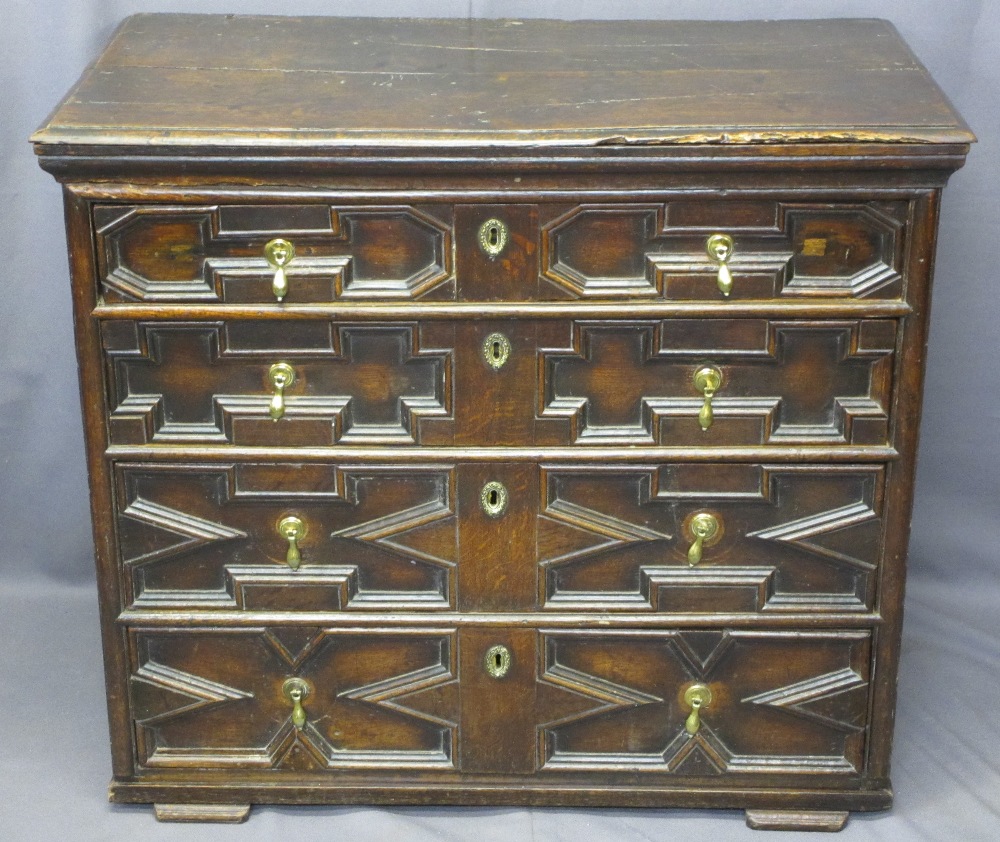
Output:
484,644,511,679
482,333,511,370
480,480,508,517
478,217,508,257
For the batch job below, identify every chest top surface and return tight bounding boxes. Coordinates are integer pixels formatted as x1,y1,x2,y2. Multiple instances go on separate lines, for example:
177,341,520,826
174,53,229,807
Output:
32,14,973,152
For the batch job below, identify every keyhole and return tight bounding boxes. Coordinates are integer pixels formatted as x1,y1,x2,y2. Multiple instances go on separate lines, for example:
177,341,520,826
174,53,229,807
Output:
482,333,510,370
484,644,511,678
479,218,507,256
480,481,508,517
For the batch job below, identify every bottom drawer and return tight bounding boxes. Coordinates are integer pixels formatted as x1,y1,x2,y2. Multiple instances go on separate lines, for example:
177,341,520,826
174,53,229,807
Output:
127,625,872,781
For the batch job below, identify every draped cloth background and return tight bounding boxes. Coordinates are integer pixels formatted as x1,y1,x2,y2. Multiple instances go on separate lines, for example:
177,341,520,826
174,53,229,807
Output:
2,1,997,839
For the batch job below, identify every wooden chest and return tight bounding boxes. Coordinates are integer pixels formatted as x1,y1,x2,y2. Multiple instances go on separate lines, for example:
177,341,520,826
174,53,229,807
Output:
32,15,973,832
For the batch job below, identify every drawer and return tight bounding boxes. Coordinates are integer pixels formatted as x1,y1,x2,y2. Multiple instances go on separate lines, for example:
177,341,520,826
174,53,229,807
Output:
538,199,907,302
101,319,454,446
127,625,871,780
532,462,885,614
114,462,458,612
95,203,456,304
102,318,895,448
128,626,462,770
94,199,907,305
115,461,883,616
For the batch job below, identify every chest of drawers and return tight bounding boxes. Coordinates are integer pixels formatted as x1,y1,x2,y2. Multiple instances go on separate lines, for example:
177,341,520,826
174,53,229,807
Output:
32,14,973,832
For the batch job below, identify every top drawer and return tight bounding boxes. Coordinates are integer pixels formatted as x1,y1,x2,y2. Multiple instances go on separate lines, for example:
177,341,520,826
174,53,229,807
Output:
94,199,907,305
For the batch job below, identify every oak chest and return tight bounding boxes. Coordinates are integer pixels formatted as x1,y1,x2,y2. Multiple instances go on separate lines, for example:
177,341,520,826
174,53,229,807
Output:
32,14,973,832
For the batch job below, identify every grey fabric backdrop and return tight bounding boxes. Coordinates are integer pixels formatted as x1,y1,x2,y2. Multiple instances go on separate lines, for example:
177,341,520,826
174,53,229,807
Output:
2,0,997,839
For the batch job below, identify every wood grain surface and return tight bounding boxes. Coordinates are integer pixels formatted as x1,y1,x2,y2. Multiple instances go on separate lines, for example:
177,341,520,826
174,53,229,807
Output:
32,15,974,149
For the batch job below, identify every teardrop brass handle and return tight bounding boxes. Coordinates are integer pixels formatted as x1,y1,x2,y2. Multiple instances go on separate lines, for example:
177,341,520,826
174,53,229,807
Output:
687,512,720,566
683,683,713,735
277,515,306,570
484,644,512,679
693,365,723,431
268,362,295,420
282,677,311,729
265,238,295,302
706,233,734,296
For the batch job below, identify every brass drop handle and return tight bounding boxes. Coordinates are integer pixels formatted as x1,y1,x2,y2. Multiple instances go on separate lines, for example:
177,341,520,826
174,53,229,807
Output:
265,238,296,302
687,512,720,566
693,365,723,431
277,516,306,570
683,683,713,736
706,233,734,296
268,362,295,420
282,677,311,729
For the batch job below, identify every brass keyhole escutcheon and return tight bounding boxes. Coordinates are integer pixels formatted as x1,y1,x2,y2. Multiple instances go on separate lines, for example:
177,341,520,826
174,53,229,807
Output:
268,362,296,420
686,512,720,566
480,481,509,518
483,332,511,370
264,238,296,302
277,515,306,570
484,644,512,679
282,677,312,729
683,683,713,736
478,218,509,258
693,365,723,431
706,233,734,297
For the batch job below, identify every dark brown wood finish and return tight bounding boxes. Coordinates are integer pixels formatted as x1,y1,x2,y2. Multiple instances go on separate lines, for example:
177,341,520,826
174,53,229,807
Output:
33,14,971,832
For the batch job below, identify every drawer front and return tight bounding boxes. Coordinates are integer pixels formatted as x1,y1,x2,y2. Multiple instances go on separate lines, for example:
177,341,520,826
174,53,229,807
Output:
94,199,906,305
101,320,454,446
96,204,455,304
127,626,871,781
114,462,457,612
128,627,460,770
538,318,895,447
539,200,906,302
115,462,882,617
102,318,894,449
534,462,885,614
535,629,872,777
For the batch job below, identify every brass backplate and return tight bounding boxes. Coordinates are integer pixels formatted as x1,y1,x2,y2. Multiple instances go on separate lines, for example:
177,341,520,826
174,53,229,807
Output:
282,676,311,702
268,362,295,388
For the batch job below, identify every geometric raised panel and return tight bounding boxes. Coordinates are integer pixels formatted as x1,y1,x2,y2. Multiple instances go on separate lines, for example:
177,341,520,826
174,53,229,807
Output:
116,463,456,611
540,201,904,300
130,628,461,770
95,204,454,303
539,464,884,613
541,319,895,446
538,629,871,775
103,321,452,445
